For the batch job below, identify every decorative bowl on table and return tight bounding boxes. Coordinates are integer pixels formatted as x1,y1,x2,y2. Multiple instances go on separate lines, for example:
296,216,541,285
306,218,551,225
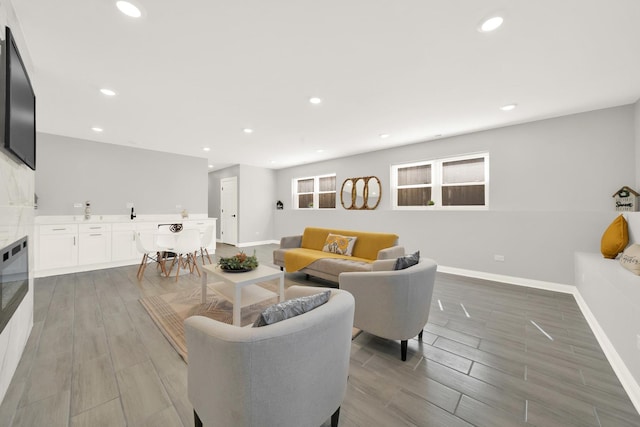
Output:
218,251,259,272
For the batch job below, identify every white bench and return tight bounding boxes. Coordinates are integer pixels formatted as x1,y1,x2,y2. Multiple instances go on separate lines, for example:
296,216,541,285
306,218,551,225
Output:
574,212,640,410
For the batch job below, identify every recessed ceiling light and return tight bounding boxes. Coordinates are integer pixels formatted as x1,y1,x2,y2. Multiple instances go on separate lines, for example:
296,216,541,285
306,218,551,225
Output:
92,127,103,132
379,134,390,139
100,88,116,96
208,164,213,168
116,1,142,18
500,103,517,111
479,16,504,32
243,128,253,134
316,149,324,153
203,147,211,152
309,97,322,104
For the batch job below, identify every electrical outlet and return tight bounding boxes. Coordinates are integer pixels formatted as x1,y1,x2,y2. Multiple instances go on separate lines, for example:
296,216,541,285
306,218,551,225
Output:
73,202,83,208
494,254,505,262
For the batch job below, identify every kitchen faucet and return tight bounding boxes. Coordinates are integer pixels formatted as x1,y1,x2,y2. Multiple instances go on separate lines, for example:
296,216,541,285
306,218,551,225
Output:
131,207,136,220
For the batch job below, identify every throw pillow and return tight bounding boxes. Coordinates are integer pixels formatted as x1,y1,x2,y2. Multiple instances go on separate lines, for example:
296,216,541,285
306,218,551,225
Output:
253,291,331,327
322,233,357,256
394,250,420,270
620,244,640,275
600,214,629,259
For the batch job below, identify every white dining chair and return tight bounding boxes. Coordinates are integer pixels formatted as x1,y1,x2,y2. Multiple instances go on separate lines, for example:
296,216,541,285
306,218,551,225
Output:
167,229,202,281
199,225,215,264
135,232,167,280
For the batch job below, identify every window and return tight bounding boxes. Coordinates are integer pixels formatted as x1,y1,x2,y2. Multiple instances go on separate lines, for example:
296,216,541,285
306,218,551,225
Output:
392,153,488,209
293,174,336,209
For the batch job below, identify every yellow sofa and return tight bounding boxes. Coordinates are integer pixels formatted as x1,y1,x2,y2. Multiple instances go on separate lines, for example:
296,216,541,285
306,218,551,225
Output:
273,227,404,283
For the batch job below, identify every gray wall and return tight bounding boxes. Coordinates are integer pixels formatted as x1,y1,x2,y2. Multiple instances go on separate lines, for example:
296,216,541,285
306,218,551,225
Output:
207,164,276,243
274,105,636,285
36,133,208,216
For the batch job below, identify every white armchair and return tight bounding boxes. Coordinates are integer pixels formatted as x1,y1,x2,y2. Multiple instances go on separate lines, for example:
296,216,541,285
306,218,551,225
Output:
184,286,355,427
339,258,437,361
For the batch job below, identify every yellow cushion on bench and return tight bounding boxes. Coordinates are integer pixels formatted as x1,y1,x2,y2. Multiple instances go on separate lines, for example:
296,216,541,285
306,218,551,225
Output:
600,214,628,259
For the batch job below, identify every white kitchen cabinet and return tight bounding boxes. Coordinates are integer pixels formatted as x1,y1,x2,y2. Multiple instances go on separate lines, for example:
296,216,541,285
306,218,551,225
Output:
111,223,137,262
35,216,216,277
78,224,112,265
37,224,78,270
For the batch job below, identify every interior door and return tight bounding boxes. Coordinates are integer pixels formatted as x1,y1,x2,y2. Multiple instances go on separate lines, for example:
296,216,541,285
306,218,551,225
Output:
220,176,238,245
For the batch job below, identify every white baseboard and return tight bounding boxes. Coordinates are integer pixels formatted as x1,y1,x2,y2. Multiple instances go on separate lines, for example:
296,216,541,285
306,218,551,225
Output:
441,264,640,414
437,265,575,294
572,290,640,414
236,240,280,248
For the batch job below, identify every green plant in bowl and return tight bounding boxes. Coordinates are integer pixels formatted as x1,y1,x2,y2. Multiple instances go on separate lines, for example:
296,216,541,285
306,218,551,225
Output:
218,251,259,271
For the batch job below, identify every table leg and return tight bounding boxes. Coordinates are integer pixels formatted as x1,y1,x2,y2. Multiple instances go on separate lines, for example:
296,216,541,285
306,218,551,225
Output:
234,286,241,326
201,270,207,304
279,275,285,302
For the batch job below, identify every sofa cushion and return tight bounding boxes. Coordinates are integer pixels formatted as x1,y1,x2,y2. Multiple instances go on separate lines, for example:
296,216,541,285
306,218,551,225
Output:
252,291,331,327
620,244,640,275
394,251,420,270
322,233,357,256
601,215,628,259
301,227,398,260
308,257,373,275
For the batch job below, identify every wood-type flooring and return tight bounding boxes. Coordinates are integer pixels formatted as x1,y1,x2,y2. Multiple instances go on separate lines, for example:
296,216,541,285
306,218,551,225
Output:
0,243,638,426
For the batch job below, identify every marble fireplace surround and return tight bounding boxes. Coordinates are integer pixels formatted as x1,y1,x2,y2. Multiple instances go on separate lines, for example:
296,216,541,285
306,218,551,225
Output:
0,150,35,405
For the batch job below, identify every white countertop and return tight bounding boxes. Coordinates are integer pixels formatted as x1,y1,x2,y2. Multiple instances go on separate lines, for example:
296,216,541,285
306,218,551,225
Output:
35,214,214,225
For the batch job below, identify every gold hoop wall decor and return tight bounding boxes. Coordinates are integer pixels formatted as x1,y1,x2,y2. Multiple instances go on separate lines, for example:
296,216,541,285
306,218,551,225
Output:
340,176,381,210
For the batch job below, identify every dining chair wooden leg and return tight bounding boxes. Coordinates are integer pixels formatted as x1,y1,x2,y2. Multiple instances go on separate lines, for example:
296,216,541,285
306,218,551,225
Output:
175,254,182,282
167,255,177,277
191,252,201,277
187,253,195,273
200,247,212,264
158,252,169,277
137,254,148,281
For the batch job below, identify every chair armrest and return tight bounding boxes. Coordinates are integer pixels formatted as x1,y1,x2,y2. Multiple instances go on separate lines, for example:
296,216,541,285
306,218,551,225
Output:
280,234,302,248
372,259,397,271
377,245,405,260
285,285,345,300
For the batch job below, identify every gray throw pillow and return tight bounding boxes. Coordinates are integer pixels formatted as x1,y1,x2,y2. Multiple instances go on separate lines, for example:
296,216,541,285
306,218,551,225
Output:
253,291,331,327
394,250,420,270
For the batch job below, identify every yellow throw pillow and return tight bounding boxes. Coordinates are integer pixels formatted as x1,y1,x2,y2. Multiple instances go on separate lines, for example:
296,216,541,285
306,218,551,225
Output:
620,244,640,275
322,234,357,256
600,214,628,259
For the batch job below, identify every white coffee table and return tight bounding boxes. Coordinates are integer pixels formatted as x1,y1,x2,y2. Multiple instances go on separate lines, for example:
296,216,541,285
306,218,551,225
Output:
201,263,285,326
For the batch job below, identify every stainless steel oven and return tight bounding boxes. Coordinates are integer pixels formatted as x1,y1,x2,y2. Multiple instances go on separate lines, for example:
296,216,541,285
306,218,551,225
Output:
0,236,29,334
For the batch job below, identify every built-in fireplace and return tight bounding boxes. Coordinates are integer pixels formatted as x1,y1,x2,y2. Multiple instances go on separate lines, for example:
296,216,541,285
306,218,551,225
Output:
0,236,29,334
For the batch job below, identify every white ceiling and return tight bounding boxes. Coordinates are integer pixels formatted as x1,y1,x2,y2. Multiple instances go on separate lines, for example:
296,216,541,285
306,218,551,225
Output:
10,0,640,170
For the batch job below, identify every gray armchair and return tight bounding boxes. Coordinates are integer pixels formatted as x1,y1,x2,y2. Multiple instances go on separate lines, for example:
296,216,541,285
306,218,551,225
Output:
184,286,355,427
339,258,437,361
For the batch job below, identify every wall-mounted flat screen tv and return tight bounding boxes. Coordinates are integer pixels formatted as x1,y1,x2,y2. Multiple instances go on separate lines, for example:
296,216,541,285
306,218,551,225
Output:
3,26,36,170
